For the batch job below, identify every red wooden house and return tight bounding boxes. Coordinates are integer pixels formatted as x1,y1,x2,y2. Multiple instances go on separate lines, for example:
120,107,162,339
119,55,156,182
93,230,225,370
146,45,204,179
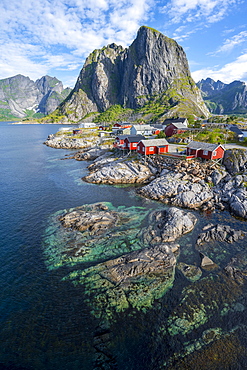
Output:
165,122,187,137
186,141,225,160
137,139,169,155
124,135,145,151
113,135,129,148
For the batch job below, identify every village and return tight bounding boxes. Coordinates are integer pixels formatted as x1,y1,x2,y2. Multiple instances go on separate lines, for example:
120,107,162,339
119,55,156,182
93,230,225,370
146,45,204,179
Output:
69,116,247,163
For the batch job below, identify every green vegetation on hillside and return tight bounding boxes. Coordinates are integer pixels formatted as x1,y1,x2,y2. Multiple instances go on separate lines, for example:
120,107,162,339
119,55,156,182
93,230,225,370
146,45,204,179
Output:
93,105,133,123
173,128,235,144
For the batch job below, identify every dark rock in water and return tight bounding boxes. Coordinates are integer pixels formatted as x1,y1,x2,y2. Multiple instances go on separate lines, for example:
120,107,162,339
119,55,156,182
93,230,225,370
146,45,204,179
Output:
142,207,197,244
165,273,242,336
223,148,247,175
177,262,202,282
196,224,246,246
224,253,247,285
64,243,178,318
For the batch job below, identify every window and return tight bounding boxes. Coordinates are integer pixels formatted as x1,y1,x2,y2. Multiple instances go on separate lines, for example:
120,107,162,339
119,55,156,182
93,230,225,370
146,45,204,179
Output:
149,147,154,151
142,147,145,152
203,150,208,155
133,143,137,147
213,150,217,156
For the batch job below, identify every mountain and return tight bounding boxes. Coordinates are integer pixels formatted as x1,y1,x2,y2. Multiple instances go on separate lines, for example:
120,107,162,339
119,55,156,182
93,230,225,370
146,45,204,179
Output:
0,74,72,120
197,78,247,114
56,26,209,123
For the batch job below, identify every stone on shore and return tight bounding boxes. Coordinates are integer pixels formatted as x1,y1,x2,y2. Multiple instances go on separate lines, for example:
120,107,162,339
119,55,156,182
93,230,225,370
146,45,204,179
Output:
138,170,213,210
83,158,154,184
44,133,98,149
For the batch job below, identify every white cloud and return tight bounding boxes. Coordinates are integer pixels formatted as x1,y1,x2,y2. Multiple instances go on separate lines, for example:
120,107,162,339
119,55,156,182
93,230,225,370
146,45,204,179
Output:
192,53,247,83
0,0,153,81
162,0,239,24
214,31,247,53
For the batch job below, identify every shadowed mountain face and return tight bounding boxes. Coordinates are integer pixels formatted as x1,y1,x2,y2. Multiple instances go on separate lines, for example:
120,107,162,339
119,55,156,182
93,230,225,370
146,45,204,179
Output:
58,26,209,122
0,74,71,119
197,78,247,114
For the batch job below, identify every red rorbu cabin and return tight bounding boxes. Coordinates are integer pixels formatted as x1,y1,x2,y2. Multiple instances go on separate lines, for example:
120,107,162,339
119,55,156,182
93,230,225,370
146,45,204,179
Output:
137,139,169,155
164,123,187,137
113,135,129,149
186,141,225,160
124,135,145,151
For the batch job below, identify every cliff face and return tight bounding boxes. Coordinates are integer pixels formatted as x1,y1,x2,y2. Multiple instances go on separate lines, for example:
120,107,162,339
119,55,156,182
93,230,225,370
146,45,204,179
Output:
60,26,209,121
197,78,247,114
0,74,71,119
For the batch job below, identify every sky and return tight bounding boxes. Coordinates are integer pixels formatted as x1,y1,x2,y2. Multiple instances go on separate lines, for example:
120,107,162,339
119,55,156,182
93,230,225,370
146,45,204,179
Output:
0,0,246,88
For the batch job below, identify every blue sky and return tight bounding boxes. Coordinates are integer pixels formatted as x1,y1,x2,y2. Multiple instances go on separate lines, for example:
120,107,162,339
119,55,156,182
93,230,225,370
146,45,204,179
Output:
0,0,246,88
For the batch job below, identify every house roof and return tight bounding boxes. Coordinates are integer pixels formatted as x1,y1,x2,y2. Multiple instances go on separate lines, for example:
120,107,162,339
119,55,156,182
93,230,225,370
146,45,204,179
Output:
132,124,153,130
187,141,223,151
125,135,146,142
152,124,165,129
115,135,129,140
139,138,169,146
171,122,187,130
163,118,187,126
229,125,243,136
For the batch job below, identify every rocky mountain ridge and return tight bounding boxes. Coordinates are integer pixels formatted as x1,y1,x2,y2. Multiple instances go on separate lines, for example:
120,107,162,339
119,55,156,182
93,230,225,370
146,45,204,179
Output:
57,26,209,123
0,74,71,120
197,77,247,114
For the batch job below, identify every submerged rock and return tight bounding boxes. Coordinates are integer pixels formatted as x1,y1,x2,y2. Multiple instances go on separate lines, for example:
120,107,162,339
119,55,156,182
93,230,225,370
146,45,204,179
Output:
177,262,202,282
64,243,179,318
165,272,242,336
142,207,197,245
42,202,152,270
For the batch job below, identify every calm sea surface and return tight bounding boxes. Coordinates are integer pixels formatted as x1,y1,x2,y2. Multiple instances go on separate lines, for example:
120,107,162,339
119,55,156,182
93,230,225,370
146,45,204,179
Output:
1,121,247,370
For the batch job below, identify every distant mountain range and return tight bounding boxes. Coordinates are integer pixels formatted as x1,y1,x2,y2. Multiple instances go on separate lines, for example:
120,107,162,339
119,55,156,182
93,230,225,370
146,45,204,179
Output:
0,74,72,120
197,78,247,114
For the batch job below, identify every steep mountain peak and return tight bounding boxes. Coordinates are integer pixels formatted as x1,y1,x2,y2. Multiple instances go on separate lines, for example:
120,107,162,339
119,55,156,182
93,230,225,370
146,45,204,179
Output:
59,26,209,122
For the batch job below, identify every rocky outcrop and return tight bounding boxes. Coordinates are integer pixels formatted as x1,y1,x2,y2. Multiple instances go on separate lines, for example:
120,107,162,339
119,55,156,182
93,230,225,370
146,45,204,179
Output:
0,74,71,119
222,148,247,174
137,170,214,210
197,78,247,114
59,26,209,121
196,224,246,246
59,204,118,235
83,156,155,184
142,207,197,244
44,133,98,149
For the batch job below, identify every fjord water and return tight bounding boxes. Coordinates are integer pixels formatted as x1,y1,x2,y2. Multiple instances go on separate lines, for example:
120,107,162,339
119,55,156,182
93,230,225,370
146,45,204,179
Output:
1,122,247,370
0,122,169,369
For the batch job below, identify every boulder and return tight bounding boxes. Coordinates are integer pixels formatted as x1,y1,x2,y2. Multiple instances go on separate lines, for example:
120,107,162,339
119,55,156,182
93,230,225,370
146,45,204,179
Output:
223,148,247,175
196,224,246,245
142,207,197,245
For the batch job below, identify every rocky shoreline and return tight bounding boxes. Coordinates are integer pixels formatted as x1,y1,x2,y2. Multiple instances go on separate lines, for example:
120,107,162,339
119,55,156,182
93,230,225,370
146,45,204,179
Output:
43,135,247,367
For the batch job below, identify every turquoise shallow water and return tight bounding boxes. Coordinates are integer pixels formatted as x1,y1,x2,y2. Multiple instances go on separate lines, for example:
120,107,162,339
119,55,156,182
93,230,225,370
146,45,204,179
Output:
1,121,247,369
